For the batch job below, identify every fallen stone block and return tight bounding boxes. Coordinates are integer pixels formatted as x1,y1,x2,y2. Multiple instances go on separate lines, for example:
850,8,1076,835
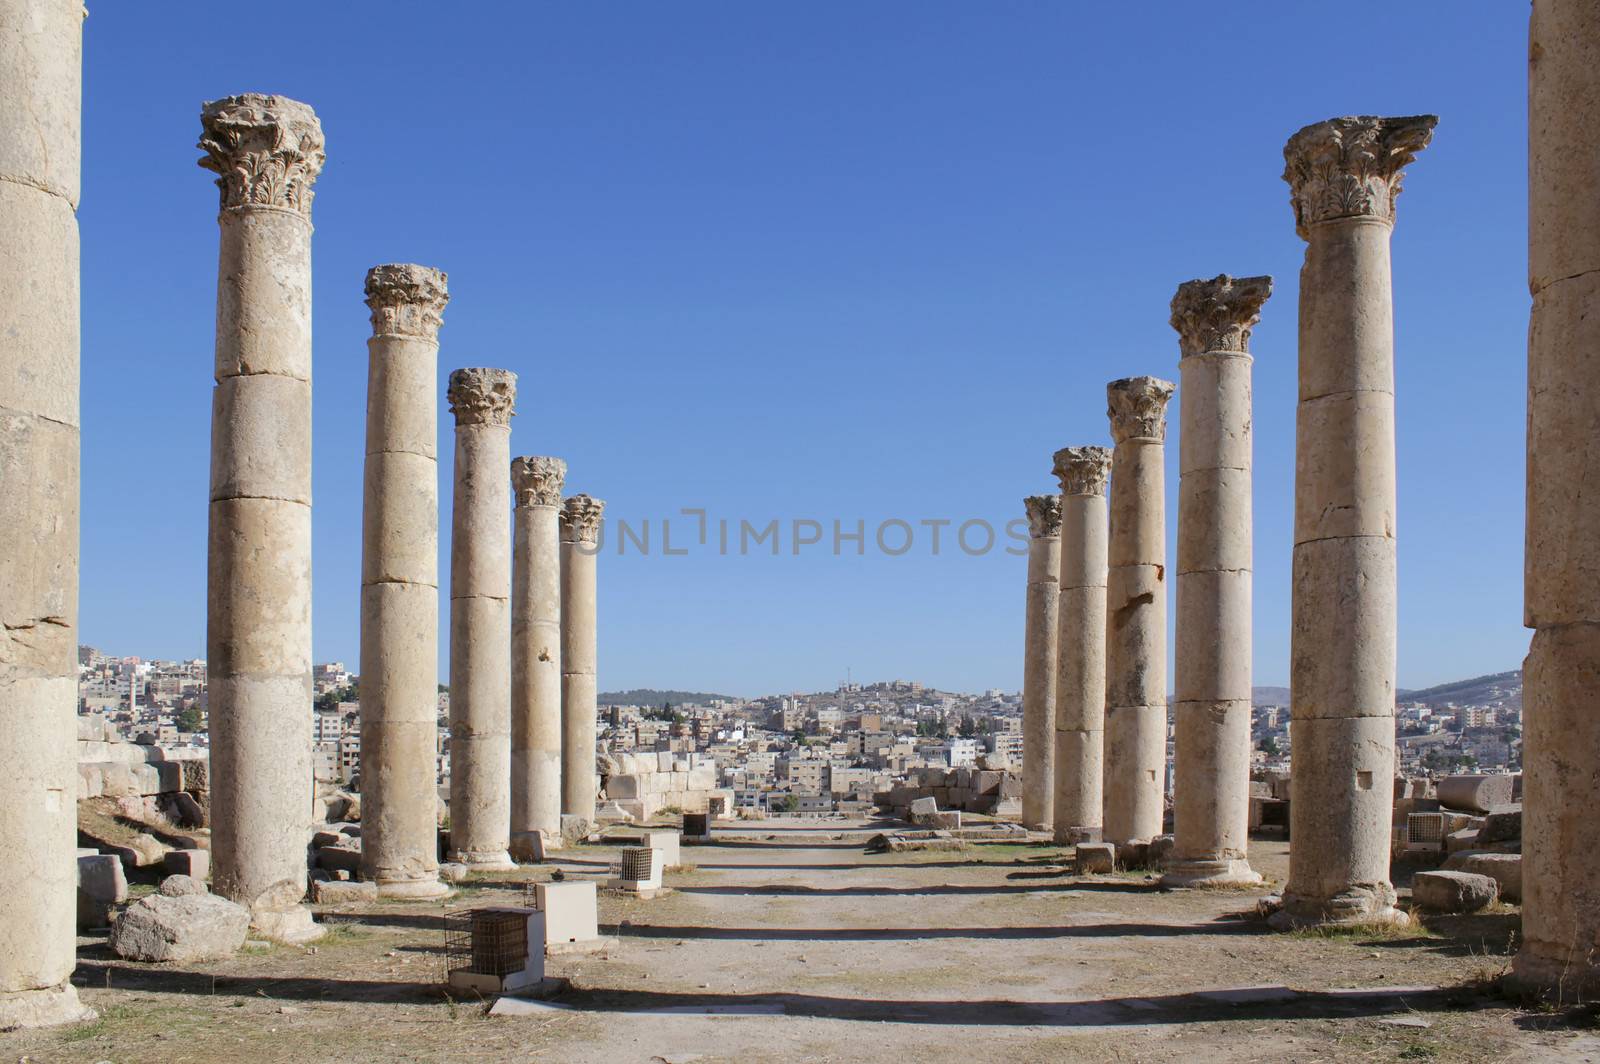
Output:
1437,774,1516,815
1444,828,1480,854
1115,841,1151,870
110,892,250,962
1412,870,1498,913
162,848,210,880
908,796,938,817
316,845,362,873
310,879,378,904
1442,852,1522,904
560,815,593,847
1147,834,1176,868
159,874,207,897
1076,843,1116,874
1478,805,1522,845
438,862,469,883
77,854,127,929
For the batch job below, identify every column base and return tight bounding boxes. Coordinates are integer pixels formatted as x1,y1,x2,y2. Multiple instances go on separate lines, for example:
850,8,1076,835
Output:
1508,946,1600,1001
1267,887,1408,931
1056,826,1102,846
449,848,517,872
251,905,326,944
1160,858,1263,889
0,984,95,1029
374,876,452,901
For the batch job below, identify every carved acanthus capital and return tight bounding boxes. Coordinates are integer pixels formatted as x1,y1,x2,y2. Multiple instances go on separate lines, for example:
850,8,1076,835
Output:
1170,274,1273,358
1106,376,1175,444
1051,445,1112,497
1282,114,1437,240
447,368,517,427
365,264,449,339
560,494,606,544
198,94,325,217
1024,494,1062,539
512,456,567,508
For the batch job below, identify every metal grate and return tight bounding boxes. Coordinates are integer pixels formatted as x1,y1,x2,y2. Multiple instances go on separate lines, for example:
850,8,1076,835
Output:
683,813,710,837
1407,812,1444,846
442,907,529,979
620,847,653,881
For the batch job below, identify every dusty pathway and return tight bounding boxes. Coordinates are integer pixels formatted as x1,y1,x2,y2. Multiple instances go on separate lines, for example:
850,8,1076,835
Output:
8,819,1595,1063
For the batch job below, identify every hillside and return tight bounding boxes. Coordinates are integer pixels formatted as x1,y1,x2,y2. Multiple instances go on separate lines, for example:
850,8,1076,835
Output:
1398,670,1522,708
599,688,739,707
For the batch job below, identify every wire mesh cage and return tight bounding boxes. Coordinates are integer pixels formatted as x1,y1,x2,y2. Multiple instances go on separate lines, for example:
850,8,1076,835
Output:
682,812,710,837
443,907,530,980
1406,811,1444,848
620,847,654,881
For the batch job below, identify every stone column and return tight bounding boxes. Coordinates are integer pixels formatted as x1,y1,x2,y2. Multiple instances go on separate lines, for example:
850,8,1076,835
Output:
1051,448,1111,845
0,0,93,1029
510,456,566,859
446,368,517,870
199,94,325,943
1163,275,1272,889
560,494,605,826
1103,376,1174,848
1517,0,1600,993
1021,495,1062,831
358,265,449,899
1272,115,1434,930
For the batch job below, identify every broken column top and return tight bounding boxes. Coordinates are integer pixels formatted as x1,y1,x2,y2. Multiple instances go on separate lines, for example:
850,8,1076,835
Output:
447,368,517,426
1106,376,1175,444
1282,114,1438,239
365,264,449,339
1024,494,1063,538
1169,275,1273,358
1051,446,1112,497
559,494,606,544
511,456,567,508
197,93,325,217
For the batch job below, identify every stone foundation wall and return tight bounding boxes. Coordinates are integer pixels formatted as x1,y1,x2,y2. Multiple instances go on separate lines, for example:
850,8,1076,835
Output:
874,766,1023,819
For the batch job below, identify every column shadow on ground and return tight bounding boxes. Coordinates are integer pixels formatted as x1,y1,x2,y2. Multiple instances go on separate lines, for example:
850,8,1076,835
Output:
600,919,1260,941
673,880,1158,897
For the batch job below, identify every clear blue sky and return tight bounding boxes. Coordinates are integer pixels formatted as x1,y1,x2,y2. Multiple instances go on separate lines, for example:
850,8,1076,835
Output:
79,2,1529,696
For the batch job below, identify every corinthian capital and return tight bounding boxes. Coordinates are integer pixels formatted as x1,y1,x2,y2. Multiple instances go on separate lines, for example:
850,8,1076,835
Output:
1024,494,1062,538
1282,114,1437,239
560,494,606,544
365,264,449,339
1170,274,1273,358
447,368,517,427
1106,376,1175,444
198,93,325,217
1051,445,1112,497
512,456,567,508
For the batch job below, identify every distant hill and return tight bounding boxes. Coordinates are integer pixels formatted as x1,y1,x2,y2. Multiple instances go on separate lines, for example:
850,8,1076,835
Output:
1398,670,1522,708
599,689,738,707
1252,686,1291,706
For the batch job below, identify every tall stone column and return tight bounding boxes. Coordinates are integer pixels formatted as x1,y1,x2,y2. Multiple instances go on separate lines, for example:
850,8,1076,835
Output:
511,456,566,859
1517,0,1600,993
358,265,449,899
446,368,517,870
1163,275,1272,889
1103,376,1174,848
560,494,605,826
1051,447,1111,845
199,94,325,943
1272,115,1434,930
0,0,93,1029
1021,495,1061,831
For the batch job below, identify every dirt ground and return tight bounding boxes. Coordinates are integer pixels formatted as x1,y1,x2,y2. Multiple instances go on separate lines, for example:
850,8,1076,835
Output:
9,818,1600,1063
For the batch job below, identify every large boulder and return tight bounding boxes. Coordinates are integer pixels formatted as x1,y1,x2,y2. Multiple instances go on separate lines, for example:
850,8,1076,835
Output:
1412,870,1498,913
1076,843,1116,874
110,892,249,962
1478,804,1523,845
1443,852,1523,904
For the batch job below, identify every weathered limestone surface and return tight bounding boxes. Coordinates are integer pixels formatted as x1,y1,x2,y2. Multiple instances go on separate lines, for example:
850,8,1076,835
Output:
1051,447,1111,844
1273,114,1435,930
199,93,326,943
511,456,566,860
447,369,517,869
561,494,605,823
359,265,449,899
1103,376,1174,845
110,892,250,963
0,0,91,1028
1021,495,1061,831
1164,275,1272,889
1516,0,1600,995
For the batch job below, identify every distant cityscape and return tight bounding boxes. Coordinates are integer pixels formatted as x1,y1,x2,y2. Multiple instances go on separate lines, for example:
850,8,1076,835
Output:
76,645,1523,813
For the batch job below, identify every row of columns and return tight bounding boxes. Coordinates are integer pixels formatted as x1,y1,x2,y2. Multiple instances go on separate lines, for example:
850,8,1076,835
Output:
1020,114,1441,928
